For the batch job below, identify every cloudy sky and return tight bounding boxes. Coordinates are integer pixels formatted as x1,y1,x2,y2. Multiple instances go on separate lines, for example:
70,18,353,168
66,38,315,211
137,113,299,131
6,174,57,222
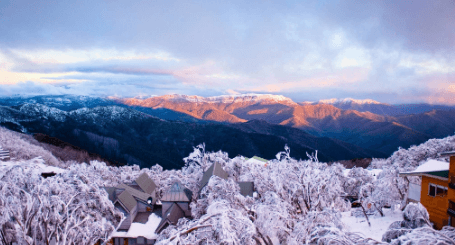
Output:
0,0,454,104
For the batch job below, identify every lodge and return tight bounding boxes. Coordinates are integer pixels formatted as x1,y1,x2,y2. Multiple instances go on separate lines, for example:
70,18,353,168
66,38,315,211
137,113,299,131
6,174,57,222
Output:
400,152,455,229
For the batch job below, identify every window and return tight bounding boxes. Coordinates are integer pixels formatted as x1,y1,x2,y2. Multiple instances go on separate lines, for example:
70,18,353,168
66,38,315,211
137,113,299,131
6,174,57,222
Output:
429,184,436,196
137,237,145,244
429,183,448,197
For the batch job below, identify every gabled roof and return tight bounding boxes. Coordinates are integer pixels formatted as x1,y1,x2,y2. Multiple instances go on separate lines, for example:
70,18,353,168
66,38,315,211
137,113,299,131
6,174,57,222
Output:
155,202,185,233
161,181,192,202
117,183,154,204
116,190,137,213
401,159,449,174
199,162,228,190
134,172,156,195
400,159,449,181
238,182,254,197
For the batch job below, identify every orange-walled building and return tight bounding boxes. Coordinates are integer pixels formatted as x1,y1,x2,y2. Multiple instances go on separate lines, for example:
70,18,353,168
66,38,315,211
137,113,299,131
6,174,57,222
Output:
401,152,455,229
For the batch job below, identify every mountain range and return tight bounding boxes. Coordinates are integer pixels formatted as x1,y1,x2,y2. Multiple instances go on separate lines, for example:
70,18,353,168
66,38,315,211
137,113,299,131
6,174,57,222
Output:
0,94,454,169
0,101,383,169
114,94,455,154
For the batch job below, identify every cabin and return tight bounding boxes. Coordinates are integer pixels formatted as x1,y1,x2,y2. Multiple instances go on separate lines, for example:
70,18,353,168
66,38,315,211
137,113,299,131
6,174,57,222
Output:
156,181,193,233
400,152,455,229
105,173,158,244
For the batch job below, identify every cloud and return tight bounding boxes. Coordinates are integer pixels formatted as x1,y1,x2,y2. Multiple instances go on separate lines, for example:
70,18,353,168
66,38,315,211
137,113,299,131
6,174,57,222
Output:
0,0,454,104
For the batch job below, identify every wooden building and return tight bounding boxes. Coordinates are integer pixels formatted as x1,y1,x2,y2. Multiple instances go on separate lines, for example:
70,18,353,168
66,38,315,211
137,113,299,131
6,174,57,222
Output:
105,172,158,244
401,153,455,229
156,181,193,233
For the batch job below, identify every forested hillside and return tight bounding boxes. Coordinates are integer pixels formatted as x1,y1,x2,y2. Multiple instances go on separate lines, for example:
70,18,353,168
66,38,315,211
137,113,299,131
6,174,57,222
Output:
0,104,383,169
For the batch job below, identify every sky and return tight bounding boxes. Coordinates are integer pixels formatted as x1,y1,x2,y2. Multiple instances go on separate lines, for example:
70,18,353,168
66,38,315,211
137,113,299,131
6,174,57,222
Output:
0,0,454,104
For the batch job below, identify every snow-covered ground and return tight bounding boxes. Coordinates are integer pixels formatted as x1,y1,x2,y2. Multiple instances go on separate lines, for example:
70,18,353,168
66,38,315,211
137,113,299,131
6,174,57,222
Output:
341,208,403,241
0,157,64,176
343,168,382,179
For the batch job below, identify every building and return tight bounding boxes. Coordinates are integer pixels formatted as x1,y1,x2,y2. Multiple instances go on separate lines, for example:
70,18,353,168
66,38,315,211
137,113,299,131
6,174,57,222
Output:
237,181,254,197
199,162,255,198
199,162,229,193
244,156,268,166
156,181,193,233
400,153,455,229
105,172,159,244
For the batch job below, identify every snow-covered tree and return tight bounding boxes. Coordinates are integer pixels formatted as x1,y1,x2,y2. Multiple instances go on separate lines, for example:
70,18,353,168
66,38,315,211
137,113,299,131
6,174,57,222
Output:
0,158,122,244
157,200,256,244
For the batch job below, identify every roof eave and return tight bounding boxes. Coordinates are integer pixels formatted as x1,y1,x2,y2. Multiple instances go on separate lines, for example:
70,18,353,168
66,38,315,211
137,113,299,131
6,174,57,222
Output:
439,151,455,157
400,172,449,181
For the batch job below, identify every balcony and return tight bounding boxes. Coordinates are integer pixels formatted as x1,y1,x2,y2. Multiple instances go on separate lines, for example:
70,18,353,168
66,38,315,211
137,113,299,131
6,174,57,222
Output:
448,200,455,217
450,176,455,189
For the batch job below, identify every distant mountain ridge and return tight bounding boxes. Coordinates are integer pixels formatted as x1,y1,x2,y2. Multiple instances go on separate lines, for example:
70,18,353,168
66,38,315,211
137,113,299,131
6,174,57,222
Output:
315,98,383,105
0,94,117,111
113,94,455,156
316,98,455,116
2,94,455,159
0,103,384,169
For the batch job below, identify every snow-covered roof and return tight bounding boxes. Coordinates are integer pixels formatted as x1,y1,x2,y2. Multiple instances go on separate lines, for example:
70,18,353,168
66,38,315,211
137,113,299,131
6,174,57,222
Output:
245,156,268,166
111,213,161,239
400,159,449,175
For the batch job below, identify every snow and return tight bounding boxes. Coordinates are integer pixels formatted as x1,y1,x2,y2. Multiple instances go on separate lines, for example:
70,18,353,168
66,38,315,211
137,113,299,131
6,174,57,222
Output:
111,213,162,239
245,157,268,166
368,169,382,179
341,208,403,241
0,158,64,175
318,98,382,105
343,168,382,179
160,94,297,104
403,159,449,174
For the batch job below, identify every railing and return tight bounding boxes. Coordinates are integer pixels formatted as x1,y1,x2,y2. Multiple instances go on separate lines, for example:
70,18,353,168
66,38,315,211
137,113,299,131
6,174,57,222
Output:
450,176,455,190
0,149,10,160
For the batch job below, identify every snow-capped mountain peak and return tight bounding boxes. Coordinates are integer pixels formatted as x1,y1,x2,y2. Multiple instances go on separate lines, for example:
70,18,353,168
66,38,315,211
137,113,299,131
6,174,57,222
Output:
318,98,382,105
158,93,297,105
